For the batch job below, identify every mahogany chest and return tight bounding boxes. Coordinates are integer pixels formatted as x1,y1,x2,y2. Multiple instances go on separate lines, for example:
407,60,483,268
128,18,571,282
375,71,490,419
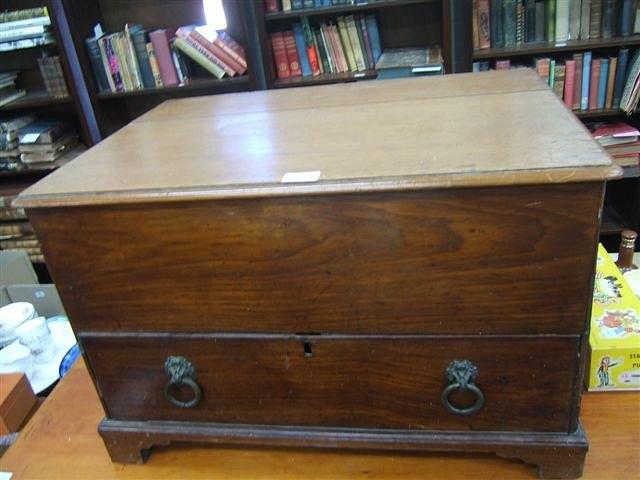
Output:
16,70,621,478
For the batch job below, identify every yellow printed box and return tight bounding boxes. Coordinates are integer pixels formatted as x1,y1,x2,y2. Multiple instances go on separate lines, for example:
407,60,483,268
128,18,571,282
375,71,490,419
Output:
586,244,640,391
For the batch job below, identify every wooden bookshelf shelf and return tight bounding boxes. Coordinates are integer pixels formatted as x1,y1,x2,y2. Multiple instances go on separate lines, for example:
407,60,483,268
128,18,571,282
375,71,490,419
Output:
264,0,435,21
273,69,377,88
96,75,250,100
575,108,629,118
473,35,640,60
0,91,72,111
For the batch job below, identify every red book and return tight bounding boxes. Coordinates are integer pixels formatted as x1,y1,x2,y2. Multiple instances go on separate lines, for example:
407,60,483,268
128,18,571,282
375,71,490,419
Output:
564,60,576,108
572,53,583,110
270,32,290,79
495,60,510,70
283,31,302,76
477,0,491,49
188,27,245,75
149,29,179,86
536,58,550,82
589,58,600,110
265,0,279,13
175,27,236,77
219,31,246,60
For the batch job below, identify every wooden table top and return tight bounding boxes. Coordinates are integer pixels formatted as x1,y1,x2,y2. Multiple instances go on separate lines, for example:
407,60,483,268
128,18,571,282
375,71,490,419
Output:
17,70,620,209
2,358,638,479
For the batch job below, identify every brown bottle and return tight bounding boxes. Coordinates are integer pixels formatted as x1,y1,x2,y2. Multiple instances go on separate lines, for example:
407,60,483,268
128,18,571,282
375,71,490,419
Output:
616,230,638,274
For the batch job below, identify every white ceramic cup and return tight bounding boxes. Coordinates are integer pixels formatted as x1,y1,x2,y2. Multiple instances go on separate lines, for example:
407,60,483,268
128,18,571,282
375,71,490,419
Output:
15,316,55,364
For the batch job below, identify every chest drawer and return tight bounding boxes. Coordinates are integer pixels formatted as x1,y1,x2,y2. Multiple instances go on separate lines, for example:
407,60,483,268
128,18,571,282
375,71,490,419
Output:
82,334,579,433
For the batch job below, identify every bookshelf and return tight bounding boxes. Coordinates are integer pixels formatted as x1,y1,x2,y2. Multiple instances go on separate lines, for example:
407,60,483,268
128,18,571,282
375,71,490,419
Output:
62,0,261,138
256,0,451,89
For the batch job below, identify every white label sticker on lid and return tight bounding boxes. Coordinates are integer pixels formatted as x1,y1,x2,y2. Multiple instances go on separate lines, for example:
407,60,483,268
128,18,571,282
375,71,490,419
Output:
281,171,321,183
20,133,40,144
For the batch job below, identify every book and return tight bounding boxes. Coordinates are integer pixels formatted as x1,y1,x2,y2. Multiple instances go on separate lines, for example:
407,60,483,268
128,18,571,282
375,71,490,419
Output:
18,120,70,144
569,0,583,39
601,0,617,37
123,25,143,89
549,58,556,86
582,51,592,110
478,0,491,48
581,0,592,38
590,0,603,38
358,16,374,69
591,121,640,145
613,48,629,107
128,25,156,89
516,0,525,45
0,15,50,33
495,59,511,69
620,0,638,36
270,32,290,79
473,0,480,49
301,17,321,75
491,0,505,47
535,0,546,41
605,56,618,109
553,63,566,98
525,0,536,42
292,23,312,76
265,0,279,12
101,35,124,92
555,0,570,41
320,24,338,72
173,37,224,79
364,15,381,64
564,59,576,107
345,15,366,71
283,31,302,76
0,114,36,136
149,29,179,86
146,42,163,87
337,17,356,72
589,58,601,110
314,28,330,73
503,0,517,47
84,35,111,93
176,26,235,77
192,26,247,74
598,57,609,109
0,25,48,43
536,57,551,83
353,17,369,69
37,56,69,98
546,0,556,42
375,47,443,79
217,32,247,68
283,0,292,11
329,24,347,72
0,34,53,52
0,88,25,108
620,49,640,113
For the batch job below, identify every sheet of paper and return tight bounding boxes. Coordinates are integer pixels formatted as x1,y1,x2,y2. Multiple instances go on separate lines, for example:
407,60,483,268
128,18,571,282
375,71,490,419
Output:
281,171,321,183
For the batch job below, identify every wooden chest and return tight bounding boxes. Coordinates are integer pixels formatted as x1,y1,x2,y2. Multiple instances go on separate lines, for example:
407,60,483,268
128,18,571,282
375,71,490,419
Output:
16,70,621,478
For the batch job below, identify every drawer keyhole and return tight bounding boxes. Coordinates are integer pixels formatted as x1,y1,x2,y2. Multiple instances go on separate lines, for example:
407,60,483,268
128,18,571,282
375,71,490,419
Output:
303,341,313,357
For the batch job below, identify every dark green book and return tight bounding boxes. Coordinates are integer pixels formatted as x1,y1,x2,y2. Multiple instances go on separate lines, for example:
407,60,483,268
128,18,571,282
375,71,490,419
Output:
313,29,330,74
503,0,517,47
546,0,556,42
491,0,505,48
525,0,536,42
535,0,546,41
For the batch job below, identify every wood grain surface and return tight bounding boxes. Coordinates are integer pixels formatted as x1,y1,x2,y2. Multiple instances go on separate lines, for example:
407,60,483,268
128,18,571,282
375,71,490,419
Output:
1,359,638,480
16,70,619,208
82,333,579,432
29,184,602,335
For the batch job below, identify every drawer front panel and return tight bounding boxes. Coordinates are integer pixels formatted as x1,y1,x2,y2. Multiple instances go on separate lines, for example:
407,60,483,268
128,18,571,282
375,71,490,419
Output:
83,334,579,432
30,184,602,334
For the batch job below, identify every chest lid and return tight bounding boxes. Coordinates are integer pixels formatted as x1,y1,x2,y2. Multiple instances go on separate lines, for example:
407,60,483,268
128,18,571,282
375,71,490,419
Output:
17,70,621,208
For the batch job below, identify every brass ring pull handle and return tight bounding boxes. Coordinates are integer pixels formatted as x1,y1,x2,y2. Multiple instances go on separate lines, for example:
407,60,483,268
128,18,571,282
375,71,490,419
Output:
441,359,484,416
164,356,202,409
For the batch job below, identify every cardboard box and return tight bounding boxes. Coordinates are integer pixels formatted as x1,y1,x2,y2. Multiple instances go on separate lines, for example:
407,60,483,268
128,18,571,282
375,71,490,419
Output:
586,245,640,391
0,373,37,435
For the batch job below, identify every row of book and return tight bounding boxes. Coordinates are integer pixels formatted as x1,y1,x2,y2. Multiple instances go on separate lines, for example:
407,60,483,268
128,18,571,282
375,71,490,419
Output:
473,0,639,51
271,15,381,79
37,56,69,98
0,72,26,108
589,121,640,167
0,114,83,172
265,0,373,13
85,24,247,94
0,194,42,263
0,7,54,52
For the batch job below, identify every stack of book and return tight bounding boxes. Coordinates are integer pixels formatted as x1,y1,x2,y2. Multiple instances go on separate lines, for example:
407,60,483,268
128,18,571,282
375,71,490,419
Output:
17,119,81,168
473,0,639,51
375,47,444,79
85,24,247,93
0,71,26,107
37,56,69,98
0,114,35,172
589,121,640,167
0,191,41,263
270,15,381,79
265,0,377,13
0,7,53,52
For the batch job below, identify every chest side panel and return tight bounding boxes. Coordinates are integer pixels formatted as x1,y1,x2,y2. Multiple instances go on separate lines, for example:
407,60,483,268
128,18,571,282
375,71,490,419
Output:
29,182,603,334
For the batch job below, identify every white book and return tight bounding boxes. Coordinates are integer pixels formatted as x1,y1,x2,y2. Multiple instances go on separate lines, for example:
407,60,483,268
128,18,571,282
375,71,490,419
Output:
555,0,571,42
0,16,50,32
0,25,47,42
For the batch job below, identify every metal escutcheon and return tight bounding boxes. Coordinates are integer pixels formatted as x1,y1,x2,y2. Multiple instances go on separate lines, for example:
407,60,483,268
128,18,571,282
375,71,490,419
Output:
164,356,202,409
441,359,484,416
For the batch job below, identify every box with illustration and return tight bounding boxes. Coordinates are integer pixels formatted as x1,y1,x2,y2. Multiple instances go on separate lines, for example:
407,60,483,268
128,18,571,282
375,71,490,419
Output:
586,244,640,391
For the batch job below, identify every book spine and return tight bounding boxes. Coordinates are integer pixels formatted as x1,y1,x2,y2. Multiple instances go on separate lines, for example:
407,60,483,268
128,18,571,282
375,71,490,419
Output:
478,0,491,48
473,0,480,49
0,16,50,32
84,37,111,93
573,53,583,109
311,31,324,74
112,35,131,91
564,59,576,107
589,0,603,38
534,0,546,42
619,50,640,111
292,23,312,76
97,36,116,91
597,57,609,108
265,0,279,12
337,17,356,72
291,0,303,9
331,24,348,72
364,14,381,64
314,28,330,73
218,32,245,59
516,0,525,45
146,42,164,87
320,24,337,72
345,15,366,71
495,59,511,69
124,26,143,89
282,0,292,10
613,48,629,107
212,37,247,72
149,30,179,86
491,0,505,47
601,0,616,37
283,30,302,76
581,51,592,110
546,0,556,42
589,57,600,110
535,57,550,83
620,0,637,36
301,17,321,75
359,16,375,69
189,29,243,74
605,56,617,108
270,32,290,79
555,0,570,41
181,31,235,76
173,37,224,79
131,31,156,89
549,58,556,86
525,0,536,42
102,37,124,92
580,0,592,38
568,0,582,39
0,24,46,42
503,0,517,47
